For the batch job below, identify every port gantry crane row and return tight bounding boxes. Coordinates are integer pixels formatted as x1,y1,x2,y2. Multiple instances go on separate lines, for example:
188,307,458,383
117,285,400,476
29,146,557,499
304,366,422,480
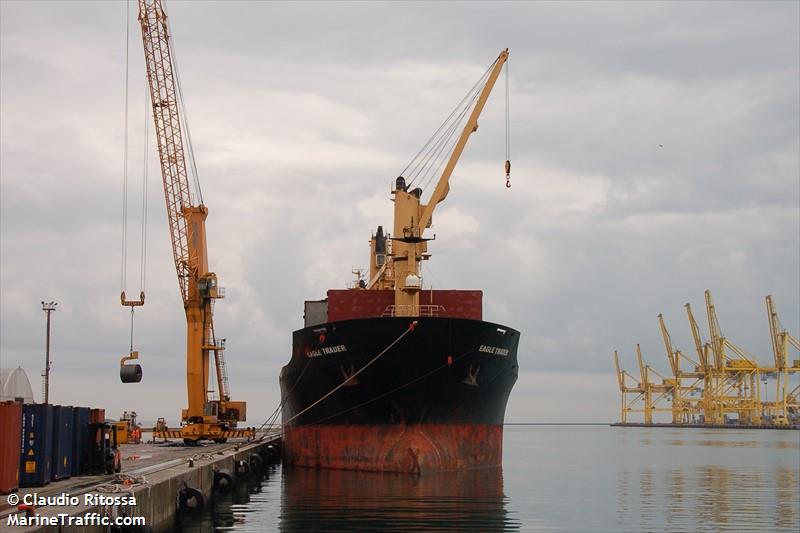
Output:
127,0,250,443
614,290,800,427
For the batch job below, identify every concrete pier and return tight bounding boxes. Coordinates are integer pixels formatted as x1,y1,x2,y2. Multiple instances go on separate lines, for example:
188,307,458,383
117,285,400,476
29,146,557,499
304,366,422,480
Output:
0,433,281,532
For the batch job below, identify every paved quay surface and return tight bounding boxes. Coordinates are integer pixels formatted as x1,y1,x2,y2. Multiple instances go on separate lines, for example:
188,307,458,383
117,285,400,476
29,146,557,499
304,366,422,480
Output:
1,432,280,532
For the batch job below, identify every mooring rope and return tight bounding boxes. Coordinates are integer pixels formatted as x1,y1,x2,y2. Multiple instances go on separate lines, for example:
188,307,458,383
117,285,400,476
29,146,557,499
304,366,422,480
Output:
279,321,417,427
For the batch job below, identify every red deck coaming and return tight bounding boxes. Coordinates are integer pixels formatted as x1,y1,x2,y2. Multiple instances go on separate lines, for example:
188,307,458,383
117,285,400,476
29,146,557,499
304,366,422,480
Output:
327,289,482,322
283,424,503,472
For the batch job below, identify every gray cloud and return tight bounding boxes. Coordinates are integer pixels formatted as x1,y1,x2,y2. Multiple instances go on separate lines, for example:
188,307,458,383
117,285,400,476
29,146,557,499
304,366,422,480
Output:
1,1,797,424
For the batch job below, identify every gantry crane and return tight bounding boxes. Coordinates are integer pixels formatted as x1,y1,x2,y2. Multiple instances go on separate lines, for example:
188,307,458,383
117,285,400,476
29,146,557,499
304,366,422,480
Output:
765,294,800,425
704,290,760,424
658,314,703,423
367,49,510,316
684,301,715,421
131,0,250,443
614,350,646,423
635,344,675,424
613,346,674,424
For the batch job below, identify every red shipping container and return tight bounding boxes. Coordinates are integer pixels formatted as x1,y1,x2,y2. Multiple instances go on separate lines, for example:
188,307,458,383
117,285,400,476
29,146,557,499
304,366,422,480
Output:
89,408,105,424
0,401,23,494
327,289,482,321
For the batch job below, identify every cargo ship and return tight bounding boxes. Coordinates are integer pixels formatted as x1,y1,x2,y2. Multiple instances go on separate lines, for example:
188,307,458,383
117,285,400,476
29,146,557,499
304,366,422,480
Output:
280,49,518,473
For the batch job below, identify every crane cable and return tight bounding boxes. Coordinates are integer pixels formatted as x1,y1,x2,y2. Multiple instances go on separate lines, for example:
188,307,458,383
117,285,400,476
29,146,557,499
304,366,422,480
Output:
120,0,130,296
505,60,511,188
121,0,149,351
404,61,495,192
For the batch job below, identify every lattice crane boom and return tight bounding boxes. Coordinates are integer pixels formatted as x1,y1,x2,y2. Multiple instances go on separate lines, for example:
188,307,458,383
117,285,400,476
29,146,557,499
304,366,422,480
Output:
138,0,193,302
136,0,249,443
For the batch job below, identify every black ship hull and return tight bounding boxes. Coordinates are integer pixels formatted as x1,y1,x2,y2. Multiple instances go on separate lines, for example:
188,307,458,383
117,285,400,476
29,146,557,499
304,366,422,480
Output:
280,316,519,472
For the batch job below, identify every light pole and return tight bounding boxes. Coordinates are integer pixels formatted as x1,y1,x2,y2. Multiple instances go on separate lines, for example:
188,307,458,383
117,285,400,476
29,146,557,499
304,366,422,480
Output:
41,301,57,404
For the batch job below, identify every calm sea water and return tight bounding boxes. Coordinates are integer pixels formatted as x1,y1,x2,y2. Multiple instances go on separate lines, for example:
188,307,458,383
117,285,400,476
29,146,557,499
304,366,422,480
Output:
182,425,800,532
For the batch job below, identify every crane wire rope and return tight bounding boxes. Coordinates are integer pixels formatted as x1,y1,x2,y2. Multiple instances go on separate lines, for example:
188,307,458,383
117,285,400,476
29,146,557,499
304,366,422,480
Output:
121,0,149,355
414,70,490,194
405,61,495,193
403,59,496,189
415,105,469,192
418,94,478,193
140,85,150,293
408,71,491,192
505,60,511,187
120,0,130,295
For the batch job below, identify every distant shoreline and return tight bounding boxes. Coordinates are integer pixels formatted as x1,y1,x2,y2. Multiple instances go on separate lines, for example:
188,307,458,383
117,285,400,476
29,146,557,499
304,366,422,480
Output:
504,422,608,426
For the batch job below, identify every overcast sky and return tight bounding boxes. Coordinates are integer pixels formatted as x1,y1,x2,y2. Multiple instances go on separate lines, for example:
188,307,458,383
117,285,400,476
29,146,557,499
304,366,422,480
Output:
1,1,798,425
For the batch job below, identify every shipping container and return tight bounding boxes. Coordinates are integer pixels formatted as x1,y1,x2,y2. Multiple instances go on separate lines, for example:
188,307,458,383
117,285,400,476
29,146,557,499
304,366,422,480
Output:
71,407,91,476
89,408,105,424
19,403,53,487
51,405,74,480
0,401,22,494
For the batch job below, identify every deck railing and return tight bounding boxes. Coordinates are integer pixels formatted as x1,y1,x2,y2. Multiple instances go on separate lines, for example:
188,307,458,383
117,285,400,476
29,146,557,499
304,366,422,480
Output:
381,304,447,317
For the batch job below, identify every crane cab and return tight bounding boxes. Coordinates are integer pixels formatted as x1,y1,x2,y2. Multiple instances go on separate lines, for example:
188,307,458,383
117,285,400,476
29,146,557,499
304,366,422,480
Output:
199,273,224,299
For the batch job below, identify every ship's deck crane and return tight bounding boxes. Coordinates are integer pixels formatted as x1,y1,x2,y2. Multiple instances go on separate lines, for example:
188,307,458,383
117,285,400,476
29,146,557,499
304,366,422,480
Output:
367,49,510,316
131,0,250,443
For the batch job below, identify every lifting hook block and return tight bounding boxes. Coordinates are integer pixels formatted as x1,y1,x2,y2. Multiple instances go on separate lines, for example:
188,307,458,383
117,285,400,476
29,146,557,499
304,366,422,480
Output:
121,291,146,307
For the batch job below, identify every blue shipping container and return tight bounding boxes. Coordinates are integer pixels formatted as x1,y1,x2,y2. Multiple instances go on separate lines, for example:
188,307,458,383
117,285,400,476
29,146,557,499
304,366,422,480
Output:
19,404,54,487
72,407,90,476
51,405,74,480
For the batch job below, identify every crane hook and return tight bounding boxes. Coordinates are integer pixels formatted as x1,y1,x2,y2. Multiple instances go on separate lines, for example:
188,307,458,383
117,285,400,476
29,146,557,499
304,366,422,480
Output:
504,160,511,188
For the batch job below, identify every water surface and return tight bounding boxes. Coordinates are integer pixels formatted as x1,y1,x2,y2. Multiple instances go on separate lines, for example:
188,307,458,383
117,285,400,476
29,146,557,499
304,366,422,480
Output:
183,425,800,532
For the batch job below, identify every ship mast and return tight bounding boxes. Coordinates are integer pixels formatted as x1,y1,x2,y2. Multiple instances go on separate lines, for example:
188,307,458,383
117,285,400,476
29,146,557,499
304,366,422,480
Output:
384,49,509,317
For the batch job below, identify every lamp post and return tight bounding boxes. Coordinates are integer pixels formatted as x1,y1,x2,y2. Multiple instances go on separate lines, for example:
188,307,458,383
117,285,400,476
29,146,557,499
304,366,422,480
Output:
41,301,57,404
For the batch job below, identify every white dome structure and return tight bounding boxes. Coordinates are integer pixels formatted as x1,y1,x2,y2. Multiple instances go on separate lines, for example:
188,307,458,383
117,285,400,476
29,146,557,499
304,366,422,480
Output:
0,366,35,403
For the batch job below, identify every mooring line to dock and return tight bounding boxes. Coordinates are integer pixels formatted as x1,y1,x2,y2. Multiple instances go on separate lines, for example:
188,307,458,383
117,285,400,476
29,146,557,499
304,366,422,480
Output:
308,344,481,425
280,323,417,428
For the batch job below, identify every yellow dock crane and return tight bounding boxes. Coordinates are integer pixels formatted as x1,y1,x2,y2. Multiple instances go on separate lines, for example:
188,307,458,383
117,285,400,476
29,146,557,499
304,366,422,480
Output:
613,346,674,424
684,301,715,422
704,290,760,425
368,49,510,315
127,0,251,443
635,344,675,424
614,350,647,423
765,294,800,426
658,314,703,423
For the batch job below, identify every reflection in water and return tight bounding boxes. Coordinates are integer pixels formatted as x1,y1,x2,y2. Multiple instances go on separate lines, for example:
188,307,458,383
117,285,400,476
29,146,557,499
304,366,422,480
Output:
181,465,283,532
183,427,798,532
280,466,519,532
